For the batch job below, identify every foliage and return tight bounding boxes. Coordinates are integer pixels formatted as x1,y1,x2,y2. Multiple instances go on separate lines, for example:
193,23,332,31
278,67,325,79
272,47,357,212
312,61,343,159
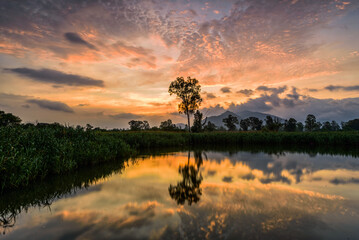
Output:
284,118,297,132
223,114,239,131
296,122,304,132
240,118,250,131
191,110,207,133
305,114,320,132
169,76,202,131
265,116,282,132
0,111,21,127
342,119,359,131
0,124,133,193
203,121,216,132
247,117,263,131
128,120,150,130
159,119,177,131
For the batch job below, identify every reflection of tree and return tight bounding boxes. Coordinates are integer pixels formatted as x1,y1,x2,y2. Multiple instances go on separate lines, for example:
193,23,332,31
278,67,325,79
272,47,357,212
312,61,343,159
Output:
168,151,204,205
1,213,16,235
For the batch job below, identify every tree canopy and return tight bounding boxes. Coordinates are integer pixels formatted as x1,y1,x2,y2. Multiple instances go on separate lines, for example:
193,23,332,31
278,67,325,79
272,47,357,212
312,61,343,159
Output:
169,76,202,132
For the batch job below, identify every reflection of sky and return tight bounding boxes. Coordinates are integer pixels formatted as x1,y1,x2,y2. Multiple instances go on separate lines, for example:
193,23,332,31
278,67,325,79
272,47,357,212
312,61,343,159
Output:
3,151,359,239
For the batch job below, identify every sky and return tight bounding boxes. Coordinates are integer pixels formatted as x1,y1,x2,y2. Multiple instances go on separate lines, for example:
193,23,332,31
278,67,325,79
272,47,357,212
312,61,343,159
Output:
0,0,359,128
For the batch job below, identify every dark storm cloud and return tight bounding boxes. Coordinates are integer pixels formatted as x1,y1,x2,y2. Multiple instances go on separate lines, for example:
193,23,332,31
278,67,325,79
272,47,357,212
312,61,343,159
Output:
27,99,74,113
109,113,143,119
5,68,104,87
325,85,359,91
237,89,254,97
220,87,231,93
64,32,97,50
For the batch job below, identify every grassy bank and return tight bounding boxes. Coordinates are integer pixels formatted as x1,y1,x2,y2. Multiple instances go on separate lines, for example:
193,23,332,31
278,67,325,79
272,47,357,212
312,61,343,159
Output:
0,125,133,192
1,126,359,193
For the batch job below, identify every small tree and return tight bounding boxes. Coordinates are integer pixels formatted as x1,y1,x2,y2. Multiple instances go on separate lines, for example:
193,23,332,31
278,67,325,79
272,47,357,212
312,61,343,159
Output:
284,118,297,132
240,118,250,131
204,121,216,132
169,77,202,132
296,122,304,132
342,119,359,131
331,121,340,131
0,110,21,127
128,120,143,131
128,120,150,131
142,120,150,130
223,114,239,131
191,110,207,133
160,119,177,131
305,114,319,132
248,117,263,131
321,121,332,131
265,115,282,132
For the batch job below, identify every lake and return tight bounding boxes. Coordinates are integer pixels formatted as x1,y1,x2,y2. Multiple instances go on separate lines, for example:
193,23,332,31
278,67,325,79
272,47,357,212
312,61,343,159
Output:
1,148,359,239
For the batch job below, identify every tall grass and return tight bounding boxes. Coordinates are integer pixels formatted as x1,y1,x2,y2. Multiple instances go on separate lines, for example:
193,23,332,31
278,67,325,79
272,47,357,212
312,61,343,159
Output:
0,125,133,192
1,126,358,192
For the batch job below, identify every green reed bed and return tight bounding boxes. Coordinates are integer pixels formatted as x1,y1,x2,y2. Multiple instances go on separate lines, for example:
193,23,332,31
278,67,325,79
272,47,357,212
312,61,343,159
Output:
1,126,358,192
0,125,133,192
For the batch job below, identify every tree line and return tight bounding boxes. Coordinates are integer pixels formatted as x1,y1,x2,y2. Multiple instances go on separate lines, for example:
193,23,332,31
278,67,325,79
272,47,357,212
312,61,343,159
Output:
126,112,359,132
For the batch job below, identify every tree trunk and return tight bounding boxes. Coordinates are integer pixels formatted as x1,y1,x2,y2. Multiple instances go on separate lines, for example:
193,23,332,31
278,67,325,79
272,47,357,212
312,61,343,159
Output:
187,112,191,132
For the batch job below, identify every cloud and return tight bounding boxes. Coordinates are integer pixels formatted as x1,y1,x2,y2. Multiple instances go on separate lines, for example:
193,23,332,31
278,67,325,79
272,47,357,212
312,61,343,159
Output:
256,86,287,95
203,86,359,122
27,99,74,113
206,93,216,99
5,68,104,87
330,177,359,185
64,32,97,50
237,89,254,97
220,87,231,93
22,104,30,108
109,113,143,119
325,85,359,91
78,103,89,107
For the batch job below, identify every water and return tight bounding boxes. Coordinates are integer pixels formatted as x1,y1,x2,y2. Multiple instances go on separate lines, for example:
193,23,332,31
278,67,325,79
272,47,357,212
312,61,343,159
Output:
1,148,359,239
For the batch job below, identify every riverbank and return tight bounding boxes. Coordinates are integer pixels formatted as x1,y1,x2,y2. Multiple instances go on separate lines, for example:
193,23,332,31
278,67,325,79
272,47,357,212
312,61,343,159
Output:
1,125,359,192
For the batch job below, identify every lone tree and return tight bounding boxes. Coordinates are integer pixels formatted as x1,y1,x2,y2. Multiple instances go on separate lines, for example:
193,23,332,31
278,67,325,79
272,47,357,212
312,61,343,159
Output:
169,77,202,132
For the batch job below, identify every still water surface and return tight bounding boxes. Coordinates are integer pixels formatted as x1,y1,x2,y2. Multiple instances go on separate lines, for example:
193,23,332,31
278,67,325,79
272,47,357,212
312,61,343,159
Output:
1,149,359,239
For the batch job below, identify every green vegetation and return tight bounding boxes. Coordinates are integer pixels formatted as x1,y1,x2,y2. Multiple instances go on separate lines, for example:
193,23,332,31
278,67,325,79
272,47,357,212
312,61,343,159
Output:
1,109,359,193
0,124,133,193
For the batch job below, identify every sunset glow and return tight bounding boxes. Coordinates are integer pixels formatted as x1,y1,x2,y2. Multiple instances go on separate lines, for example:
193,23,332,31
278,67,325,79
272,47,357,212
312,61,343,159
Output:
1,0,359,128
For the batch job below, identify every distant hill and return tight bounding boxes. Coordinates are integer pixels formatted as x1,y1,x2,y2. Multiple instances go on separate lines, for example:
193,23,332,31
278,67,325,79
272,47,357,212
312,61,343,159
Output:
206,110,283,128
206,111,239,128
235,110,284,122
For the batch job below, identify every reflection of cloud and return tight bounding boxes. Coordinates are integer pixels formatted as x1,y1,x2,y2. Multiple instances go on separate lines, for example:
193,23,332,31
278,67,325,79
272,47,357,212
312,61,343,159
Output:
222,176,232,183
5,151,358,239
330,177,359,185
